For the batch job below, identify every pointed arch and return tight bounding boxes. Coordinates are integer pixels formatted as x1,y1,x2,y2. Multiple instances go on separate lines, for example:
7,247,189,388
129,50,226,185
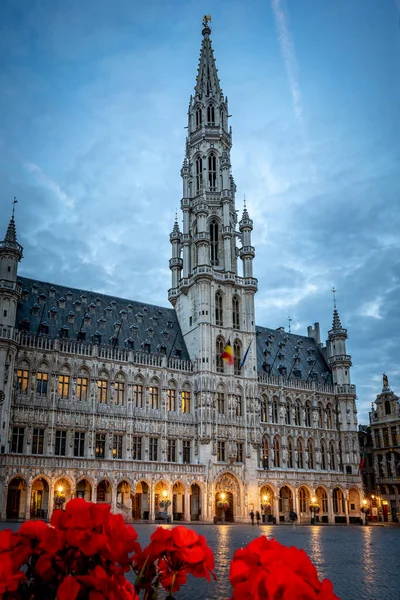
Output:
195,155,203,193
216,335,225,374
321,439,327,470
271,395,278,424
210,219,219,265
329,440,336,470
287,437,294,468
195,105,202,128
207,103,215,125
273,435,281,468
297,437,304,469
232,295,240,330
307,438,314,469
215,291,223,326
208,151,217,191
233,338,241,375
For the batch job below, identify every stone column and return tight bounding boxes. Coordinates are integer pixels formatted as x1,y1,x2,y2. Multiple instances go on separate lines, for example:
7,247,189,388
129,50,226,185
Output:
273,496,280,524
48,483,54,521
92,484,97,503
150,483,155,522
111,484,117,513
327,489,334,524
292,488,299,519
1,484,8,520
344,491,349,524
25,481,32,520
184,489,191,522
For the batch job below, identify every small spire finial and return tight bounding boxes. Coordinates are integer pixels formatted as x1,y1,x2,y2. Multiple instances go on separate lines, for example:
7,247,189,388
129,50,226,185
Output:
243,194,246,209
332,287,337,308
12,197,17,218
288,315,292,333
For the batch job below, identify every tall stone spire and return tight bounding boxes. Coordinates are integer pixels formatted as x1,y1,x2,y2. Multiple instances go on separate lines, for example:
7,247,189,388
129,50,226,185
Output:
194,16,222,100
332,307,343,331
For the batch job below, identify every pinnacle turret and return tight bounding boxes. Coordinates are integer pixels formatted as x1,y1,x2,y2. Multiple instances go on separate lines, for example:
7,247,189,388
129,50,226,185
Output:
332,307,342,331
4,216,17,245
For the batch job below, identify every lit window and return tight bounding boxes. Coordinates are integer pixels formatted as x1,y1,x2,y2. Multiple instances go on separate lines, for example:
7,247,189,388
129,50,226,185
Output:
36,371,48,396
97,379,108,404
133,384,143,408
181,390,191,413
58,375,70,399
114,377,125,405
167,388,176,411
77,376,88,401
149,386,159,410
16,369,29,393
113,434,123,459
95,433,106,459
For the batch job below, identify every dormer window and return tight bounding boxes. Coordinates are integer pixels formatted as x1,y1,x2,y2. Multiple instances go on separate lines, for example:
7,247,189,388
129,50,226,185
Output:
146,327,154,338
39,293,46,305
84,313,91,326
80,294,87,305
19,318,30,332
262,362,271,374
207,104,215,125
130,324,139,336
162,330,170,340
89,303,96,313
22,289,29,301
167,320,173,329
293,368,302,379
66,291,73,301
92,331,101,344
67,311,75,324
136,313,143,323
98,317,106,329
60,326,69,339
143,341,151,353
58,297,66,309
195,106,202,128
31,284,38,294
127,304,133,312
31,303,40,316
125,337,134,350
120,309,127,320
74,300,82,312
49,286,56,299
105,306,112,315
49,307,57,319
174,348,182,359
95,297,101,306
110,335,118,347
278,365,287,377
159,344,167,355
39,321,49,335
77,329,86,342
113,321,121,332
142,306,148,313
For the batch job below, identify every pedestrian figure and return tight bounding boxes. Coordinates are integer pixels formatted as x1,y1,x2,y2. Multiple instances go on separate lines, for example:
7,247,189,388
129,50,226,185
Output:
289,510,297,528
256,510,261,526
250,510,255,525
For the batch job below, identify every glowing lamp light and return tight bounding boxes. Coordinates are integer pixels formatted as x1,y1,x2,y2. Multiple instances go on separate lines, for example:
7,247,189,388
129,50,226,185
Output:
311,496,316,504
263,494,268,502
362,499,367,506
58,485,63,494
162,489,168,499
220,492,226,501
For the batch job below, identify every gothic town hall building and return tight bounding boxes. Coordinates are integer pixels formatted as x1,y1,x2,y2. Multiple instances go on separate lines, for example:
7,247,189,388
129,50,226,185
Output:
0,21,362,524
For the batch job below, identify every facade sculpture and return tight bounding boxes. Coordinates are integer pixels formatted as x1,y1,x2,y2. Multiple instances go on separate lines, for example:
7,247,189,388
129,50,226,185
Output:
0,20,362,524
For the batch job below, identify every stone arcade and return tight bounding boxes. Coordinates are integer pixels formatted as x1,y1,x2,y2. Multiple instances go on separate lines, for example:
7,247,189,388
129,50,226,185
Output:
0,19,362,524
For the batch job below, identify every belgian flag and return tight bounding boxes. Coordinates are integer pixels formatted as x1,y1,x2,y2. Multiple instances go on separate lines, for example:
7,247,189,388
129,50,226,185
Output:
221,340,234,365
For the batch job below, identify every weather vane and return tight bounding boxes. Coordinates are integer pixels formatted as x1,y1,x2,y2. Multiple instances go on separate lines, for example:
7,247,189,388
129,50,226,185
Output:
332,287,337,308
202,14,211,28
288,315,292,333
12,197,17,217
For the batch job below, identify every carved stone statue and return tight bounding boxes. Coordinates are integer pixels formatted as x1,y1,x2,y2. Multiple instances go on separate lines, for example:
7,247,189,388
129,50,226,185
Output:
383,373,389,389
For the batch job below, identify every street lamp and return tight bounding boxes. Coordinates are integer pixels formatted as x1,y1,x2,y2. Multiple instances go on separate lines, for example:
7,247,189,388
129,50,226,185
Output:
54,484,66,509
361,498,369,526
309,496,320,525
159,489,171,511
217,492,229,523
261,494,271,522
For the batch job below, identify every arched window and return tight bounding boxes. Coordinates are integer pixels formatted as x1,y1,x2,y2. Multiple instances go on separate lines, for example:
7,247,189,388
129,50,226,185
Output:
36,363,49,398
333,488,345,513
326,404,333,429
215,291,223,326
272,397,278,423
181,384,191,414
113,372,125,406
236,390,243,417
318,402,324,428
261,395,268,422
217,388,225,414
297,439,304,469
385,400,391,415
233,339,241,375
207,104,215,125
208,153,217,191
149,378,160,410
287,438,293,468
220,108,224,128
329,441,336,470
305,401,311,427
294,400,301,426
274,436,280,468
232,296,240,330
195,156,203,193
195,106,202,128
262,437,269,469
216,336,224,373
321,441,327,470
285,399,291,425
307,438,314,469
210,220,219,265
299,488,308,513
97,370,109,404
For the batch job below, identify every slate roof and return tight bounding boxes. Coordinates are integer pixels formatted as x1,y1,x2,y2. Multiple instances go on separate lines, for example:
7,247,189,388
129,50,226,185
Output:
16,277,190,361
15,277,332,383
256,325,331,384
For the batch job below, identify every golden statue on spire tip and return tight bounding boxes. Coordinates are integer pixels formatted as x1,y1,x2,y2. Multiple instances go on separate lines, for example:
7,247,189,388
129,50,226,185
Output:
202,14,211,27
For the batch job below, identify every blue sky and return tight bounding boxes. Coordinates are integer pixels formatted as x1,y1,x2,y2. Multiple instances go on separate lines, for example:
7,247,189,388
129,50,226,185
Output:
1,0,399,422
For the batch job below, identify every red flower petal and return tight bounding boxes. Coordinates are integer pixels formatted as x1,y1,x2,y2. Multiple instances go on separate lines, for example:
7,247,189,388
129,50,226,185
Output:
57,575,81,600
